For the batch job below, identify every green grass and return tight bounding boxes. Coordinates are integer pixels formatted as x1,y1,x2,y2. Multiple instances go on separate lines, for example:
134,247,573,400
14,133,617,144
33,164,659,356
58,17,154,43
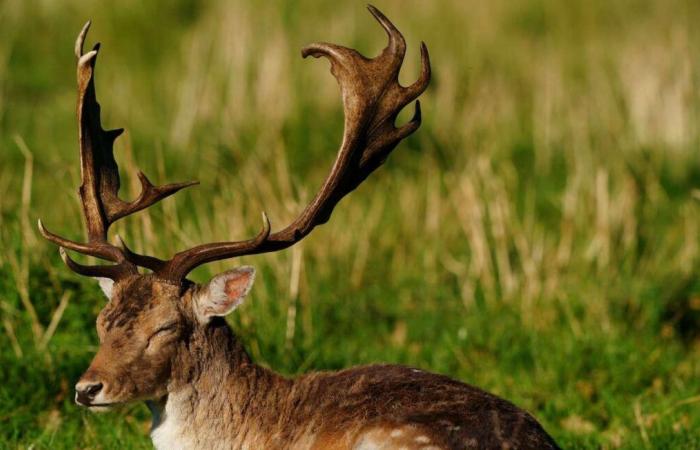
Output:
2,0,700,448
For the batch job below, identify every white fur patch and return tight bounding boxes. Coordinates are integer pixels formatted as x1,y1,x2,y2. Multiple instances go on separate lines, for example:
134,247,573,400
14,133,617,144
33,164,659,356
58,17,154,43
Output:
150,392,194,450
97,277,114,299
390,429,404,438
354,435,383,450
354,426,445,450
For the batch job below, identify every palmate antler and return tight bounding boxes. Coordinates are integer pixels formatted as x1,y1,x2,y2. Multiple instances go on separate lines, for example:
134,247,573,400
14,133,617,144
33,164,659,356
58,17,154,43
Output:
41,5,430,283
38,21,197,280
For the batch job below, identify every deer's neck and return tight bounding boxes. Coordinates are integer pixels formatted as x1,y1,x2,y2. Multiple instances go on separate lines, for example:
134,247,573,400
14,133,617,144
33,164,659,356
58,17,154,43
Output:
149,318,292,450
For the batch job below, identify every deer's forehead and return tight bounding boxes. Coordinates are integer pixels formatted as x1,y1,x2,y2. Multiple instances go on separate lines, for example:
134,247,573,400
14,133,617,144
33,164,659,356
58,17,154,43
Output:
99,278,181,332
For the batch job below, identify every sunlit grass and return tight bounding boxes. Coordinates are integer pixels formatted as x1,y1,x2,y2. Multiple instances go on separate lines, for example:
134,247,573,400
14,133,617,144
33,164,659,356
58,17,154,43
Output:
1,0,700,448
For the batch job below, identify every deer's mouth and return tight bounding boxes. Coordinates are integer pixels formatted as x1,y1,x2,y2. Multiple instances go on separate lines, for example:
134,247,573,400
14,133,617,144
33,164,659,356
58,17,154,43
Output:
76,393,123,410
84,401,124,413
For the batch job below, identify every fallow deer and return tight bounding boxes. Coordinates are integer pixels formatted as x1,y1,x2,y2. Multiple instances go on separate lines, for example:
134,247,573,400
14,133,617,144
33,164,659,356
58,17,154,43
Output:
39,6,560,450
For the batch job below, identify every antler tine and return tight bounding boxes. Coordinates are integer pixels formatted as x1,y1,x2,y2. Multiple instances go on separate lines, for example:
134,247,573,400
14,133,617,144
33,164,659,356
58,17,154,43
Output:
157,212,271,280
59,247,136,279
107,171,199,223
403,42,431,104
38,219,124,261
154,6,430,282
75,20,91,59
367,4,406,70
40,22,197,280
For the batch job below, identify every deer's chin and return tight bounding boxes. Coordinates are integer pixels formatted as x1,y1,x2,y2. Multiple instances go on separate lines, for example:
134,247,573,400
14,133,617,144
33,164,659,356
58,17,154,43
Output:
85,398,132,412
87,405,114,413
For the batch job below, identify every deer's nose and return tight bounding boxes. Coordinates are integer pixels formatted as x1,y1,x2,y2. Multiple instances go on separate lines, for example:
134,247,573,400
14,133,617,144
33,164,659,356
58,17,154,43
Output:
75,380,103,406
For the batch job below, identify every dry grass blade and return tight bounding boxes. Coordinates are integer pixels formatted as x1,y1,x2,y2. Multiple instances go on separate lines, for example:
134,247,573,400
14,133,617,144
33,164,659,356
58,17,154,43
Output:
3,318,23,358
38,291,72,351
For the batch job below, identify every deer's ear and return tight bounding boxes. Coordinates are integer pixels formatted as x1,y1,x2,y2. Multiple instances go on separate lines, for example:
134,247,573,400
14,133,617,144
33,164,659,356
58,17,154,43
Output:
97,278,114,300
194,266,256,323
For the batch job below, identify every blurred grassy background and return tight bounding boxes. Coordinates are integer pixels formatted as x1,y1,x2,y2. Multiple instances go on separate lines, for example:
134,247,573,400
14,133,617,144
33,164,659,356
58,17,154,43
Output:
2,0,700,448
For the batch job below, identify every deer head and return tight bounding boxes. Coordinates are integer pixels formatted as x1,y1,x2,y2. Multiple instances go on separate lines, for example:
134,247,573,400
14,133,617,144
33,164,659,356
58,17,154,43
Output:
39,5,430,409
72,269,255,409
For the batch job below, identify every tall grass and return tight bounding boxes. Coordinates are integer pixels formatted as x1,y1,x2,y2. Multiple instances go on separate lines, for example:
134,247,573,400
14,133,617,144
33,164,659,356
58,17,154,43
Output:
1,0,700,448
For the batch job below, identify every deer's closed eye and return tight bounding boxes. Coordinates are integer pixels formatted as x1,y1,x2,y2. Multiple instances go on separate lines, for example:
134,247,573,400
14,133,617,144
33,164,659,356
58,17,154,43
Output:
147,323,178,348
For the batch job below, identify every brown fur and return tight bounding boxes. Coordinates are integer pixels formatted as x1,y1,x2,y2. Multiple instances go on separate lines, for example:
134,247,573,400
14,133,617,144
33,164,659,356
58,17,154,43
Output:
77,276,560,449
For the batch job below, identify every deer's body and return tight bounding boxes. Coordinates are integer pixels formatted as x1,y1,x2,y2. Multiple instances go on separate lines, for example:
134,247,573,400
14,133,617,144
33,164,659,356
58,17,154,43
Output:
40,6,560,449
149,318,556,450
88,278,557,450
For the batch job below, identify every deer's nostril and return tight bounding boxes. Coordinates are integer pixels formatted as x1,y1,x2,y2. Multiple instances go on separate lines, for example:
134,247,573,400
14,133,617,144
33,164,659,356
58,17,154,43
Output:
85,382,103,397
76,381,104,405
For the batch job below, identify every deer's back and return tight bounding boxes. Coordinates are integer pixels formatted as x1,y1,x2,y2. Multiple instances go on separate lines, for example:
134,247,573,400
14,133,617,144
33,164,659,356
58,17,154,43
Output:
281,364,559,450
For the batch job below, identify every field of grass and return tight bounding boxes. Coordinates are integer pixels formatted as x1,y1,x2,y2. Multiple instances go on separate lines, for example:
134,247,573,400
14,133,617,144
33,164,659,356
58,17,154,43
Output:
2,0,700,448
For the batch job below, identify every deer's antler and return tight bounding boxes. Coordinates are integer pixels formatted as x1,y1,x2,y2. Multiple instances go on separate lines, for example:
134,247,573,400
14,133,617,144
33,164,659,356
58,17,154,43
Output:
38,21,197,280
42,6,430,284
154,5,430,281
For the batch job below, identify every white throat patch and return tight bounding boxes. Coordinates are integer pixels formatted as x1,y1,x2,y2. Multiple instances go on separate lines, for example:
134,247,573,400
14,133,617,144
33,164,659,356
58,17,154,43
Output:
149,392,195,450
